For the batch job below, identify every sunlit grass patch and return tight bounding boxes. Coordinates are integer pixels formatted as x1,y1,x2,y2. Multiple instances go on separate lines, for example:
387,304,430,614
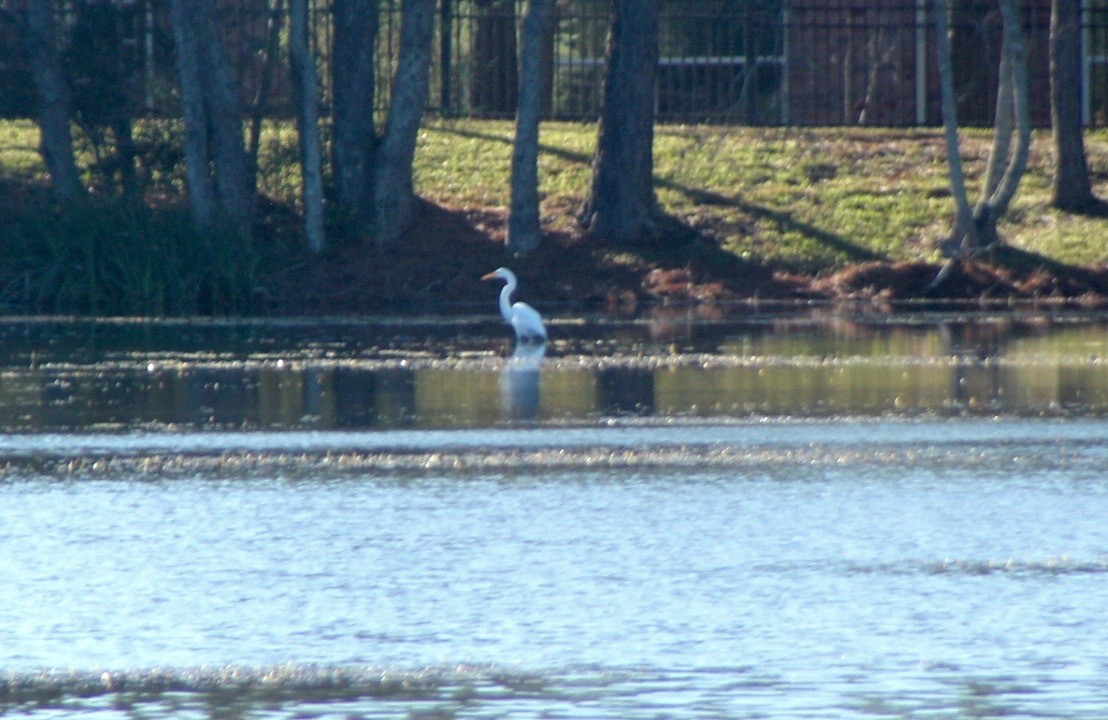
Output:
0,120,48,184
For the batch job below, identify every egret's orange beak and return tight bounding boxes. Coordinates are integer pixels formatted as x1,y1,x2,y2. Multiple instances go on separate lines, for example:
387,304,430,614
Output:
481,271,497,281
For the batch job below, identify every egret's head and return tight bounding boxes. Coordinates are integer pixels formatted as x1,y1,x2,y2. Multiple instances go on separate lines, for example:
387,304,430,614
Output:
481,267,513,283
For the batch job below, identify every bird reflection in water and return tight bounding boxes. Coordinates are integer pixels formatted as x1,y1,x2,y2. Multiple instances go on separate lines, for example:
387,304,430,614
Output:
482,267,548,421
499,340,545,421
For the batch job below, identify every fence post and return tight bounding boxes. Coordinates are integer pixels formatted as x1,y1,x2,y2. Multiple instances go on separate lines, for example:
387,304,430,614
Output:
145,0,155,112
781,0,790,125
1082,0,1091,126
916,0,927,125
440,0,453,115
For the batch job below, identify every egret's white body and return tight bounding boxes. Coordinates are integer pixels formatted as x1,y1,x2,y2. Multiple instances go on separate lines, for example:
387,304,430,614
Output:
481,267,548,344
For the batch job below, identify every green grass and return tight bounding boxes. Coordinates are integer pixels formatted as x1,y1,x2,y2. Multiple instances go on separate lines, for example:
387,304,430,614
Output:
415,121,1107,271
0,120,49,185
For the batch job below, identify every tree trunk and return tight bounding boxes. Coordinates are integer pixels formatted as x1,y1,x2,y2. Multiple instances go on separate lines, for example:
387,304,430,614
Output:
973,0,1032,248
196,0,255,241
290,0,326,253
931,0,1032,290
169,0,219,229
170,0,254,240
332,0,379,238
471,0,518,115
935,0,1031,255
23,0,83,205
1051,0,1105,213
934,0,974,250
373,0,435,249
507,0,554,255
64,1,141,201
981,31,1015,204
579,0,659,246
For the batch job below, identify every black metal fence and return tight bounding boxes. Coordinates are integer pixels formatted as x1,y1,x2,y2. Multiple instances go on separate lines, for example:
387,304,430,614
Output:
406,0,1108,126
1,0,1106,127
419,0,1108,127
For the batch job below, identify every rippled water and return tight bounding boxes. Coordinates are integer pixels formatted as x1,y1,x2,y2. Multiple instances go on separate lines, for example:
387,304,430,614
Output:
2,315,1108,718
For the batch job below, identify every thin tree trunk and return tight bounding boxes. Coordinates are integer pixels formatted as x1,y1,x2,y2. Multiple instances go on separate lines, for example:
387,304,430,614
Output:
112,115,140,201
1051,0,1105,213
980,33,1014,204
579,0,659,245
332,0,379,238
23,0,83,205
934,0,974,249
507,0,553,255
169,0,218,228
858,19,903,125
928,0,976,291
373,0,435,249
290,0,325,254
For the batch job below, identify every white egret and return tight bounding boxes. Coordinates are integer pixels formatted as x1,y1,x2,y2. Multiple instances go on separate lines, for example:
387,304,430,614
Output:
481,267,548,344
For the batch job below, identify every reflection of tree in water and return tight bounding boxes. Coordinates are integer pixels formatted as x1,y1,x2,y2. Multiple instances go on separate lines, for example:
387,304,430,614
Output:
940,319,1019,412
596,367,654,417
327,368,416,429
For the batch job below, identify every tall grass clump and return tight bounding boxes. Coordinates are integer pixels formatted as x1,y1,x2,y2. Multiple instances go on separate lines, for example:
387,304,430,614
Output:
0,203,261,316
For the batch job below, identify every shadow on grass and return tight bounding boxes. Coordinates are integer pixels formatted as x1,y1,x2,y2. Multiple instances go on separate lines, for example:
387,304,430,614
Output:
1054,196,1108,218
434,124,885,267
989,244,1108,295
663,184,884,265
433,124,594,167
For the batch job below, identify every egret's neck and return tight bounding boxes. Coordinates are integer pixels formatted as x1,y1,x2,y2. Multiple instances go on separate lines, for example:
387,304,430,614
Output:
499,277,517,321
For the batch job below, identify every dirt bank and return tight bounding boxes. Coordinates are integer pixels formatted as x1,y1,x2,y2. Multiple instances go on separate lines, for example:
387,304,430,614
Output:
269,200,1108,316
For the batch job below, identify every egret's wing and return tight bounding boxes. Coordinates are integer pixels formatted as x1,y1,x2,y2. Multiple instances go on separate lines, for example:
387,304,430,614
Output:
512,302,547,340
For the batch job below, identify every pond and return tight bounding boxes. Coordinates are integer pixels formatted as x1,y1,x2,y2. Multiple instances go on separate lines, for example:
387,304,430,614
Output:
2,311,1107,719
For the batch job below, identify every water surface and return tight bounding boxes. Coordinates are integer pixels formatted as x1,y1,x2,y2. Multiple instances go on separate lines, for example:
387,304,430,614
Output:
2,314,1107,719
1,312,1107,430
